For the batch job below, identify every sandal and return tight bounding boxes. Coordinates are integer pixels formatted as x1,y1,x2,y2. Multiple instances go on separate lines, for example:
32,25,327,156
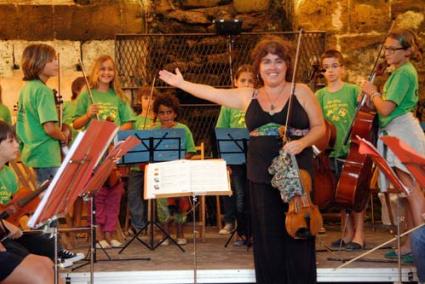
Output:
345,241,365,251
330,239,347,248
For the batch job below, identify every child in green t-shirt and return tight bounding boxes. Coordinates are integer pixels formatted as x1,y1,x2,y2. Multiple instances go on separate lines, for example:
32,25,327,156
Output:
63,76,86,143
0,121,83,272
0,84,12,125
362,30,425,264
315,50,365,250
127,86,158,233
16,44,71,185
215,65,255,245
153,93,196,246
72,55,136,249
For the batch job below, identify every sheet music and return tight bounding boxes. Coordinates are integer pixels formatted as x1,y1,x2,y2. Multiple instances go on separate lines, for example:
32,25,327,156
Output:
144,159,231,199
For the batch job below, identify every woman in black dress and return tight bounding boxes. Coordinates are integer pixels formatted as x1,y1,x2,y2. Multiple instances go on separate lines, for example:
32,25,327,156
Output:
159,35,325,284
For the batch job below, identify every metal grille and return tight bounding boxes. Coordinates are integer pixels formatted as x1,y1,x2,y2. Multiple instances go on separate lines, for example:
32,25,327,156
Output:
116,32,326,156
116,32,327,89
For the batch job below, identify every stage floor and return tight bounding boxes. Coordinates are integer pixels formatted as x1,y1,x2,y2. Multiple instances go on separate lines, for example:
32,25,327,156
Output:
61,223,418,283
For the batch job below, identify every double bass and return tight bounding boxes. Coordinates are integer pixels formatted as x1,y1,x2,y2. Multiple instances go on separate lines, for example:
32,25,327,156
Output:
334,22,395,211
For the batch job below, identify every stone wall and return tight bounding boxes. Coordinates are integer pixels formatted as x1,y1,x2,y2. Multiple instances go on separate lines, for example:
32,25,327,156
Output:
295,0,425,104
1,0,425,120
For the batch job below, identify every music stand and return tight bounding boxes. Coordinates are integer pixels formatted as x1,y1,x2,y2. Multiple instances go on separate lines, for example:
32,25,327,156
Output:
380,136,425,187
72,134,150,275
335,136,412,282
28,120,119,284
215,128,250,247
117,128,187,252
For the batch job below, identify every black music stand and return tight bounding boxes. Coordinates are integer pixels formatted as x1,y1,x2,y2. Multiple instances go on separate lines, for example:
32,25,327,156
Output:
28,120,119,284
117,128,186,252
215,128,251,248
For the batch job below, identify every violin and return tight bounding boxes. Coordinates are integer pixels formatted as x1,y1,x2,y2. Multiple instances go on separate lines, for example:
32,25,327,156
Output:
285,151,323,239
54,53,71,156
279,30,323,239
0,180,50,227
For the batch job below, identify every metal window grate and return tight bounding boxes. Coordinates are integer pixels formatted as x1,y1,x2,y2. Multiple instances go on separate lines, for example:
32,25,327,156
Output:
116,32,326,156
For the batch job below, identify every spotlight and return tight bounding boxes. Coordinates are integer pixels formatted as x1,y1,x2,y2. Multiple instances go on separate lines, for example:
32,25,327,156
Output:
213,18,242,35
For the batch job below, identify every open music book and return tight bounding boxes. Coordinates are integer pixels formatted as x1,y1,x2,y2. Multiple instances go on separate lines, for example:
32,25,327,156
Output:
144,159,231,199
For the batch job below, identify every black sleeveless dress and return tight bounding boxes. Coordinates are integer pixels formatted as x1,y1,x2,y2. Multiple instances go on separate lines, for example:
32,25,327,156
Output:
245,95,317,284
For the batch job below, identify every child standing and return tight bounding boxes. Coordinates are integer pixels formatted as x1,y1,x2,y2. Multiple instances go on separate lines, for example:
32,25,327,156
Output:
215,65,255,245
16,43,70,184
315,50,365,250
73,55,136,248
153,93,196,245
362,29,425,262
127,86,158,233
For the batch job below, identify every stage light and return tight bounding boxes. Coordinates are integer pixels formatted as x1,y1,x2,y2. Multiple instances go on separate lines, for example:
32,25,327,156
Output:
213,18,242,35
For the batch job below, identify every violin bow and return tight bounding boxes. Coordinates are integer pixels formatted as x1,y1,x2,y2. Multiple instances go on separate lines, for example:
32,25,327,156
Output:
57,53,63,130
342,20,396,145
142,77,156,130
78,58,99,120
283,29,303,141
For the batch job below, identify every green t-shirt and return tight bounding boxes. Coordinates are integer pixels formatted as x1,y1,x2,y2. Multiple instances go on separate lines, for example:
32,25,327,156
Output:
379,62,419,128
0,104,12,125
153,122,196,154
134,115,157,130
73,89,136,127
215,107,246,128
0,166,18,205
316,83,359,158
16,80,61,168
63,100,79,141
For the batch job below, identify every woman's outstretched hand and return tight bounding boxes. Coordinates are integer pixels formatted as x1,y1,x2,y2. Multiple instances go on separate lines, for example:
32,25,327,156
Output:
159,68,184,88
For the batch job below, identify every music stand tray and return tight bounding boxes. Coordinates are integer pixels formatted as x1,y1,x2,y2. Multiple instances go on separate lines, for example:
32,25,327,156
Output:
215,128,249,165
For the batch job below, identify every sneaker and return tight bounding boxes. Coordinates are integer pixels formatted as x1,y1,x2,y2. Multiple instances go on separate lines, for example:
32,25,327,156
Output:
58,258,74,269
110,239,123,248
96,240,111,249
234,239,245,247
160,239,170,246
177,238,187,245
58,249,85,264
219,223,234,235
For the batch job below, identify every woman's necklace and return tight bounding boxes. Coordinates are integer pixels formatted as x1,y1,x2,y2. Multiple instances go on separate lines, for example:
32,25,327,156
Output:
263,86,286,115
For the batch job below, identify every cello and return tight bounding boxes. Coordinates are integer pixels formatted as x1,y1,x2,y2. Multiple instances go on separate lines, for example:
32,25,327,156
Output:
334,21,395,211
312,120,337,210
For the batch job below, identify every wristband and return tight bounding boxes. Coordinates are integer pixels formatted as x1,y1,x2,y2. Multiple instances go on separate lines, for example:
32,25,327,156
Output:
371,92,381,101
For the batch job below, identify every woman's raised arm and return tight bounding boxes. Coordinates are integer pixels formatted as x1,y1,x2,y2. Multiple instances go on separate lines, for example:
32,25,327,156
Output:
159,68,252,110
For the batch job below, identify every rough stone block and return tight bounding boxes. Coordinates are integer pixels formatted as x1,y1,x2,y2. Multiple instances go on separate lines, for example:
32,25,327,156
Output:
394,11,425,30
18,5,54,40
295,0,349,33
179,0,222,9
233,0,270,13
350,3,391,33
391,0,425,15
0,5,18,39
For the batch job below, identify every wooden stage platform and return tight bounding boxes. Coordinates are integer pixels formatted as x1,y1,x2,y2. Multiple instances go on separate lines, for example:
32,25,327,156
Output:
60,223,418,283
